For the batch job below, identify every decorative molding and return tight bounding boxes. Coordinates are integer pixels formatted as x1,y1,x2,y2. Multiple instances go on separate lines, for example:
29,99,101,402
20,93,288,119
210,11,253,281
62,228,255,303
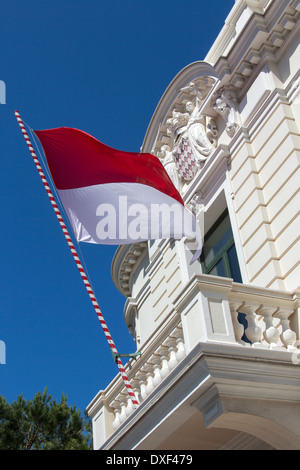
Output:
244,0,272,15
111,242,148,297
212,0,300,89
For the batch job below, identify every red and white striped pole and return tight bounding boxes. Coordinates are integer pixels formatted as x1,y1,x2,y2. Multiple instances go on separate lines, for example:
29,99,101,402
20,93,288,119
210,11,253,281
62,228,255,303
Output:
15,110,139,409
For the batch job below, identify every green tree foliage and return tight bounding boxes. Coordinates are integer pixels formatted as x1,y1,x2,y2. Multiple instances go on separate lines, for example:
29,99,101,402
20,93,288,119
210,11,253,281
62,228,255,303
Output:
0,388,92,450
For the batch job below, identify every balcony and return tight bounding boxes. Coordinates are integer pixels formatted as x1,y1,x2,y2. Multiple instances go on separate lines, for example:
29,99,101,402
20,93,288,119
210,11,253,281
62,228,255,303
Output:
87,274,300,450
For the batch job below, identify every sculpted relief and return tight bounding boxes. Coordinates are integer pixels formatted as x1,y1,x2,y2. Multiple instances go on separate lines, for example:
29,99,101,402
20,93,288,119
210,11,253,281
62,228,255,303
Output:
154,80,239,193
159,82,218,190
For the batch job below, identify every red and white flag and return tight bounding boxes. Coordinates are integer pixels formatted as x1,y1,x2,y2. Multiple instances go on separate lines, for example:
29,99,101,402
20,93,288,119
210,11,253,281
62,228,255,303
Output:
34,127,202,263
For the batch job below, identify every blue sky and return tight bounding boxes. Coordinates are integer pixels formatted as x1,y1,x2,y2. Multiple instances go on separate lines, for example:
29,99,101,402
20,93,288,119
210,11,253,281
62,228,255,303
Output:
0,1,233,414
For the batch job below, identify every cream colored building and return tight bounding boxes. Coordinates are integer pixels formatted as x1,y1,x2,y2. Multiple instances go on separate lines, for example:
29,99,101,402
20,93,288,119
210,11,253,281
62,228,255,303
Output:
87,0,300,450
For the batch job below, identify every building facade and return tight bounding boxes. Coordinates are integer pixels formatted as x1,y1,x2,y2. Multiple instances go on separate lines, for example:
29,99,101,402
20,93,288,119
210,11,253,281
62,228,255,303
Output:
87,0,300,450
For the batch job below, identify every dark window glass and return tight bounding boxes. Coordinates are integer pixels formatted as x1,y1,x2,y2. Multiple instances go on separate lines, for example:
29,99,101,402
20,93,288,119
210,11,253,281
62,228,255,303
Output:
208,258,226,277
227,244,242,283
201,210,240,280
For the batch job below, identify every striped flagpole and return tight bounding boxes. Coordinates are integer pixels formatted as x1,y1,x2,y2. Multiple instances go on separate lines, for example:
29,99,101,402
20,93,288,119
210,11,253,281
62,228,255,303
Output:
15,110,139,409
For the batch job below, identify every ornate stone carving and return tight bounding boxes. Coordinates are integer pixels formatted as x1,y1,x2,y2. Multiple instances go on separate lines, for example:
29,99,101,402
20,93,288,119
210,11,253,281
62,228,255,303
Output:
166,109,189,148
182,99,218,158
159,144,183,192
164,82,218,183
212,86,239,138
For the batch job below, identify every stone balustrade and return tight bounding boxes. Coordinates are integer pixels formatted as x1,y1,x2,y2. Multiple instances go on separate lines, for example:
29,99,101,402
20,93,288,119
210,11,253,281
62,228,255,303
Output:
110,324,186,431
87,275,300,442
175,274,299,354
228,281,299,351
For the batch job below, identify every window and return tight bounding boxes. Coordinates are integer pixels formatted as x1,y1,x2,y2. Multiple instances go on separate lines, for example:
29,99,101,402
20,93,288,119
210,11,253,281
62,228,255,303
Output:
201,209,242,283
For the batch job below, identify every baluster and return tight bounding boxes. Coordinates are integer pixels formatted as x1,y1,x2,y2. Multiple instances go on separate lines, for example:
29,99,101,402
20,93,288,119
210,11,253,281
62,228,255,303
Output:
138,372,148,401
145,368,155,395
131,378,140,404
274,308,297,350
229,301,246,345
111,399,121,430
173,328,186,362
125,396,134,417
258,306,280,349
165,338,178,371
139,364,154,397
239,302,264,347
118,394,128,424
150,355,163,387
158,346,170,379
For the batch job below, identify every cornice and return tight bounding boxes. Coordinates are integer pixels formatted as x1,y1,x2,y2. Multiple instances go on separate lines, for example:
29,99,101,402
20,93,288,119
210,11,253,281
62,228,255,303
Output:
86,389,109,418
212,0,300,91
204,0,252,66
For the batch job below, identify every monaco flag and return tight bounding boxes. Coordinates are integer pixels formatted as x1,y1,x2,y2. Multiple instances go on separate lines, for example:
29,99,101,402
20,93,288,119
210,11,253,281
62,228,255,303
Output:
34,127,202,263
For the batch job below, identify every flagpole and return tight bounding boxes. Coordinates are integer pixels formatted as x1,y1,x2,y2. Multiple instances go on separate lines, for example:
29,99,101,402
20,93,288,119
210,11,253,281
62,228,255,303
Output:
15,110,139,409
